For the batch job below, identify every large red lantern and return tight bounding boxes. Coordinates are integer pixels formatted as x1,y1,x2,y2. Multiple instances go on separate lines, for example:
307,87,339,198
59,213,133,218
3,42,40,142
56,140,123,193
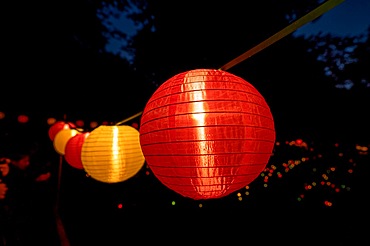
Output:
139,68,276,200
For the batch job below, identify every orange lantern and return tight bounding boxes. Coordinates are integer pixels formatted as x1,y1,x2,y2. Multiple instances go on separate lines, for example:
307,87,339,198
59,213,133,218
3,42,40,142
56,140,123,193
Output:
81,125,145,183
48,121,76,141
64,132,90,169
53,128,80,155
139,68,276,200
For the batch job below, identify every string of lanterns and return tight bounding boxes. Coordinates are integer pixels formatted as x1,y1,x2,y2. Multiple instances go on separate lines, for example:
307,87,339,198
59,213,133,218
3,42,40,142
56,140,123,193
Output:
49,68,275,200
47,0,344,200
49,121,145,184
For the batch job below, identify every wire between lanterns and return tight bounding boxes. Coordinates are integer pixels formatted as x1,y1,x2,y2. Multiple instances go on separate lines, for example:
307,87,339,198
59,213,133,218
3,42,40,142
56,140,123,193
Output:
115,111,143,126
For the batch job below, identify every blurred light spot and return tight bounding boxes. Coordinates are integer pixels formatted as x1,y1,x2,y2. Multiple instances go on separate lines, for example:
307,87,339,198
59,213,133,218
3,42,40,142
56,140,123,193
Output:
90,121,99,129
18,115,29,123
76,120,84,127
47,117,57,125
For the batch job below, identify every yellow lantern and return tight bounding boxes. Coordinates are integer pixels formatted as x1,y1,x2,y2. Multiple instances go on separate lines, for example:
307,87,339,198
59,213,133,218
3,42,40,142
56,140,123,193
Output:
81,125,145,183
53,128,80,155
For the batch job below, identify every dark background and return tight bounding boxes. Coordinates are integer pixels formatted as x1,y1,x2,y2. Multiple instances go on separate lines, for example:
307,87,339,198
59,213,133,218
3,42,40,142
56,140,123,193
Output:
1,0,369,245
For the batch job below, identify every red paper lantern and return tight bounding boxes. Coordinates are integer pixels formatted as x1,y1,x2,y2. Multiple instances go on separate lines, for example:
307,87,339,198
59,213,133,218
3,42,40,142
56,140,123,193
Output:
139,68,276,200
64,132,90,169
48,121,76,141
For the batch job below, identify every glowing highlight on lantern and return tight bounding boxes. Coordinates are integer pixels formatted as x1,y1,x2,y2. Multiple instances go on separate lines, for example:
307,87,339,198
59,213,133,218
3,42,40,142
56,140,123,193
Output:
188,78,225,197
111,127,121,180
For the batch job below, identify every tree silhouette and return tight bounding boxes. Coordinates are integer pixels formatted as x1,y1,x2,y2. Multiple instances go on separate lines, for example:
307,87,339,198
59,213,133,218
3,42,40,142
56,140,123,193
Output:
306,29,370,90
98,0,369,140
3,0,368,140
300,28,370,141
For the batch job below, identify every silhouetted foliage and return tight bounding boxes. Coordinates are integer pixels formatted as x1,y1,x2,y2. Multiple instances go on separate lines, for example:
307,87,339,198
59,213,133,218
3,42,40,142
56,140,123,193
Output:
2,0,368,139
98,0,369,140
306,29,370,90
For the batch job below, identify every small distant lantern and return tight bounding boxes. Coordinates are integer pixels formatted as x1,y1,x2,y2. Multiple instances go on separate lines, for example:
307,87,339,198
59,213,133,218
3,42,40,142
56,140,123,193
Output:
17,114,29,123
53,128,80,155
48,121,76,141
139,68,276,200
64,132,90,169
81,125,145,183
295,139,303,145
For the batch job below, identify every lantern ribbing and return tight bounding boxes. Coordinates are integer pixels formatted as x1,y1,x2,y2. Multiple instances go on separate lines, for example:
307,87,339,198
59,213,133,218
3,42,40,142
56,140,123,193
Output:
139,69,276,200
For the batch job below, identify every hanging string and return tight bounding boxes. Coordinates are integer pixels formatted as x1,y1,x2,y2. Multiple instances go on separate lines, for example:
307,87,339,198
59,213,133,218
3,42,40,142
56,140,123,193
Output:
219,0,345,71
54,113,71,246
55,114,66,208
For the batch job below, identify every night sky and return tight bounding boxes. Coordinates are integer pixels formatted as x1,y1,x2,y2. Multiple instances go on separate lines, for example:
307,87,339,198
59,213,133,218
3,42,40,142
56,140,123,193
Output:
294,0,370,37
